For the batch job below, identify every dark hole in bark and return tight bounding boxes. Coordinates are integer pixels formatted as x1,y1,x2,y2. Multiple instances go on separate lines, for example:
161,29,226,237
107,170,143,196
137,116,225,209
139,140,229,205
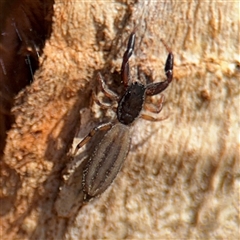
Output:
0,0,55,157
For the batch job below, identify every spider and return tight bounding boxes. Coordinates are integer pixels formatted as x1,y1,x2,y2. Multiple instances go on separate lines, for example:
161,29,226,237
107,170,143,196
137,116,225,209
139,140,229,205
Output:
74,32,174,201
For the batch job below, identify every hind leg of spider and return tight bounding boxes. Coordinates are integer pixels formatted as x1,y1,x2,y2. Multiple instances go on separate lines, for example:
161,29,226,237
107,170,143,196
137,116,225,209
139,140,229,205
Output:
121,32,136,87
74,122,113,155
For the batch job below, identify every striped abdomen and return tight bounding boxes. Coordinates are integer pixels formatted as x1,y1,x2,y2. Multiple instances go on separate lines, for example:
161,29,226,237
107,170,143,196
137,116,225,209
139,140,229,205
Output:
83,123,130,198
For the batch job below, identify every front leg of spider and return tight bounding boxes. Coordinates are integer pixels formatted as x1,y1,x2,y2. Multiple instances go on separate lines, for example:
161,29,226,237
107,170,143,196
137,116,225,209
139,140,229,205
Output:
121,32,136,86
145,49,174,96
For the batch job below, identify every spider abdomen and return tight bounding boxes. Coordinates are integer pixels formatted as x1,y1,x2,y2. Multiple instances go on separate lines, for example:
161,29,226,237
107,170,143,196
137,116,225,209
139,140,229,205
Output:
83,123,130,198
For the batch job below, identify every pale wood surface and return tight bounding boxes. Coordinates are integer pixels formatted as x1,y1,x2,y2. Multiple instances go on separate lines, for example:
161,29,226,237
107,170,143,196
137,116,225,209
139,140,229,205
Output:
2,1,239,239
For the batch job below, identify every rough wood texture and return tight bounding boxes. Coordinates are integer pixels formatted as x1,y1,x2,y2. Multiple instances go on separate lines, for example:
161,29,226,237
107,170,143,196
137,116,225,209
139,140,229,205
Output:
0,0,54,157
1,1,239,239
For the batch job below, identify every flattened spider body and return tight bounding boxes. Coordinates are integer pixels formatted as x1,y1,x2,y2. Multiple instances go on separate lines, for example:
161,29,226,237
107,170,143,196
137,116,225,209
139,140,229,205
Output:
76,32,174,200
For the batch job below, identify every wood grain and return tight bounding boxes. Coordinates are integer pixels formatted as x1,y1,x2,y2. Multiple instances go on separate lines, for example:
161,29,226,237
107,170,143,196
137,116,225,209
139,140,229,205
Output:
1,1,239,239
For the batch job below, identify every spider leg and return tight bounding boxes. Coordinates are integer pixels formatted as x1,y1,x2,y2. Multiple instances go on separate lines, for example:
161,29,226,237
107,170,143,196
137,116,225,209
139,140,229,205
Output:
140,95,168,121
140,113,168,122
121,32,136,87
74,122,113,155
146,41,174,96
92,91,114,109
97,73,119,100
144,94,165,113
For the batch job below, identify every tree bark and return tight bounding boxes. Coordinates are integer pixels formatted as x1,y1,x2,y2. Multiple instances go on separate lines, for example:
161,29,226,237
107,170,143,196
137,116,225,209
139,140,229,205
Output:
1,0,239,239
